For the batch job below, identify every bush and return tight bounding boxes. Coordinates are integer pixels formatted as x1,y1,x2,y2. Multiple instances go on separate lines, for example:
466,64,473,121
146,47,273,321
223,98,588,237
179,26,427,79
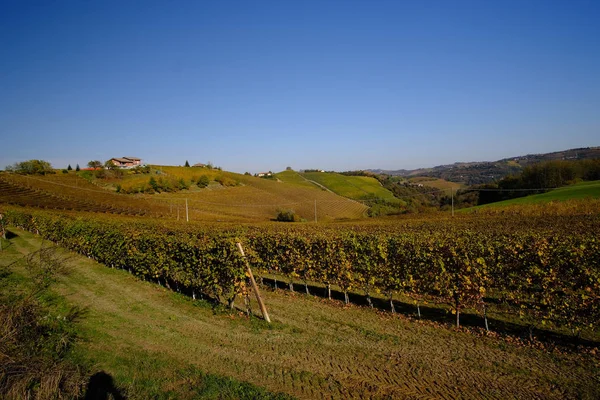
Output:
197,175,210,188
177,178,189,190
215,176,238,187
275,210,300,222
0,248,87,399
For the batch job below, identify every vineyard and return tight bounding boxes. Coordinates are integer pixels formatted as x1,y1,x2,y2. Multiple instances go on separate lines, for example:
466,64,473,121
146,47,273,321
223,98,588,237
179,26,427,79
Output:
4,202,599,340
0,170,368,222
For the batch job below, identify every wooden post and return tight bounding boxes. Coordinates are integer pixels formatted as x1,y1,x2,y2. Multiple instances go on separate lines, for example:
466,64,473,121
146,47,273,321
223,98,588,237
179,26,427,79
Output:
236,242,271,323
185,198,189,222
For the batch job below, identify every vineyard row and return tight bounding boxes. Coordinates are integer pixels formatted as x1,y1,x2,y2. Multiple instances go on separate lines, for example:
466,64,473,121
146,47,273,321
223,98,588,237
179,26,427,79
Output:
3,208,599,333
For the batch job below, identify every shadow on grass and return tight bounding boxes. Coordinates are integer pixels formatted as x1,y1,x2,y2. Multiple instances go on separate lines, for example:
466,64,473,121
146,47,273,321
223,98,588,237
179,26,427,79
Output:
83,371,126,400
260,277,600,350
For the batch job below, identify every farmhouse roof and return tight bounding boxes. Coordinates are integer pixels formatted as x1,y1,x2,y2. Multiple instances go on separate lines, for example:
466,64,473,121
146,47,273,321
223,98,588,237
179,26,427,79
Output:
111,157,131,162
124,157,141,161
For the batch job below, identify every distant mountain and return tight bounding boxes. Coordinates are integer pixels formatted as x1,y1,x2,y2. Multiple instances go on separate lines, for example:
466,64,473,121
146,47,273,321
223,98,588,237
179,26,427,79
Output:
369,147,600,185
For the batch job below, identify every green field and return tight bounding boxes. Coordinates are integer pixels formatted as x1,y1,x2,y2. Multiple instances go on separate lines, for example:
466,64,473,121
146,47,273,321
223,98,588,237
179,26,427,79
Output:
2,228,598,399
476,180,600,208
298,171,402,204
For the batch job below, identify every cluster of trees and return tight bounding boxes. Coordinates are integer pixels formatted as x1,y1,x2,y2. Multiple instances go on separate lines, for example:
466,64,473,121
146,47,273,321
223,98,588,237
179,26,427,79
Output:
477,159,600,205
5,160,55,175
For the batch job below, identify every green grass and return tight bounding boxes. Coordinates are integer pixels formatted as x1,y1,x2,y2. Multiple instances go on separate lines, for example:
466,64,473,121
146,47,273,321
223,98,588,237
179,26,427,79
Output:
300,171,402,203
476,180,600,208
2,227,599,399
272,170,315,188
0,230,292,400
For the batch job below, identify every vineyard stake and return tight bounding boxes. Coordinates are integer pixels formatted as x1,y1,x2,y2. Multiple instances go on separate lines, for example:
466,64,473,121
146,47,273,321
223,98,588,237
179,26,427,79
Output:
185,198,189,222
236,242,271,324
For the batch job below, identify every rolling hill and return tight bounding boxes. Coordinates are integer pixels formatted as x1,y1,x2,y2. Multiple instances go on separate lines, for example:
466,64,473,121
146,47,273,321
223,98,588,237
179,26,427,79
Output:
370,146,600,185
469,180,600,209
296,171,402,204
0,168,368,222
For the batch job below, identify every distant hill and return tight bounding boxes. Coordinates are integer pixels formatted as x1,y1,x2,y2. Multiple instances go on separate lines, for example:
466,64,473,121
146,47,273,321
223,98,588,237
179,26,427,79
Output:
369,146,600,185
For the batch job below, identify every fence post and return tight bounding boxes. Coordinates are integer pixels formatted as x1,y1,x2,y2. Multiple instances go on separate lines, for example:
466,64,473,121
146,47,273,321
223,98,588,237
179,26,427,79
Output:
236,242,271,323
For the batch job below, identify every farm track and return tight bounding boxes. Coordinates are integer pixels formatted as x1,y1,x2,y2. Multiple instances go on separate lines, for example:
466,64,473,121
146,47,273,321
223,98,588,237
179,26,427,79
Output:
3,229,596,400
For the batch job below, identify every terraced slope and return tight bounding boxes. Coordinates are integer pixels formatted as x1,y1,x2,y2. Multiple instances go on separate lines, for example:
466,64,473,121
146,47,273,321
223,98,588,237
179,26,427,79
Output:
157,171,368,221
0,174,151,215
0,170,368,222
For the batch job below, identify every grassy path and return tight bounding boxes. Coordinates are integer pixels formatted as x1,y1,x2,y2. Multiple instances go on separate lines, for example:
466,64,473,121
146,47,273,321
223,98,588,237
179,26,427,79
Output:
2,228,599,399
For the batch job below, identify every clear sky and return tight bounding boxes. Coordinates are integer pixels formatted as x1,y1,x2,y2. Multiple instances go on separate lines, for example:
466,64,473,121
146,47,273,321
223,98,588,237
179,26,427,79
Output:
1,0,599,173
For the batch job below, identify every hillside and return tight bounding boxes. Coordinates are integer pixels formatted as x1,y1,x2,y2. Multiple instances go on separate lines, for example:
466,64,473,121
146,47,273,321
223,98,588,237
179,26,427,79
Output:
297,171,402,204
470,180,600,209
370,146,600,185
0,168,368,222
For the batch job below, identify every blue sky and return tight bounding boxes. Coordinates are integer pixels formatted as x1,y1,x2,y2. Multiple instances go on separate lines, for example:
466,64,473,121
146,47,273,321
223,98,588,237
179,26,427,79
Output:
1,0,599,173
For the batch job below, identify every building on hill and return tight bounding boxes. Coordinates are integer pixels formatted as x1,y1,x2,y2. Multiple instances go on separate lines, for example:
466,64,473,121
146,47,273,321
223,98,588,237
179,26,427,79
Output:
111,157,142,168
256,172,272,177
193,163,207,167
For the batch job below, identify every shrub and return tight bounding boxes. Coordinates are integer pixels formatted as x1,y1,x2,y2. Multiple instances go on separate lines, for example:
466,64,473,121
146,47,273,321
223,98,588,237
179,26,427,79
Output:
0,248,87,399
197,175,210,188
275,210,299,222
215,176,238,187
178,178,189,190
149,177,159,192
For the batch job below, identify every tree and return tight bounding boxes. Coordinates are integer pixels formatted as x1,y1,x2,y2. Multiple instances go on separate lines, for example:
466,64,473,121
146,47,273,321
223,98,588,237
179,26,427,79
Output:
76,164,80,171
104,160,118,170
67,164,72,171
184,160,190,167
88,160,102,169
